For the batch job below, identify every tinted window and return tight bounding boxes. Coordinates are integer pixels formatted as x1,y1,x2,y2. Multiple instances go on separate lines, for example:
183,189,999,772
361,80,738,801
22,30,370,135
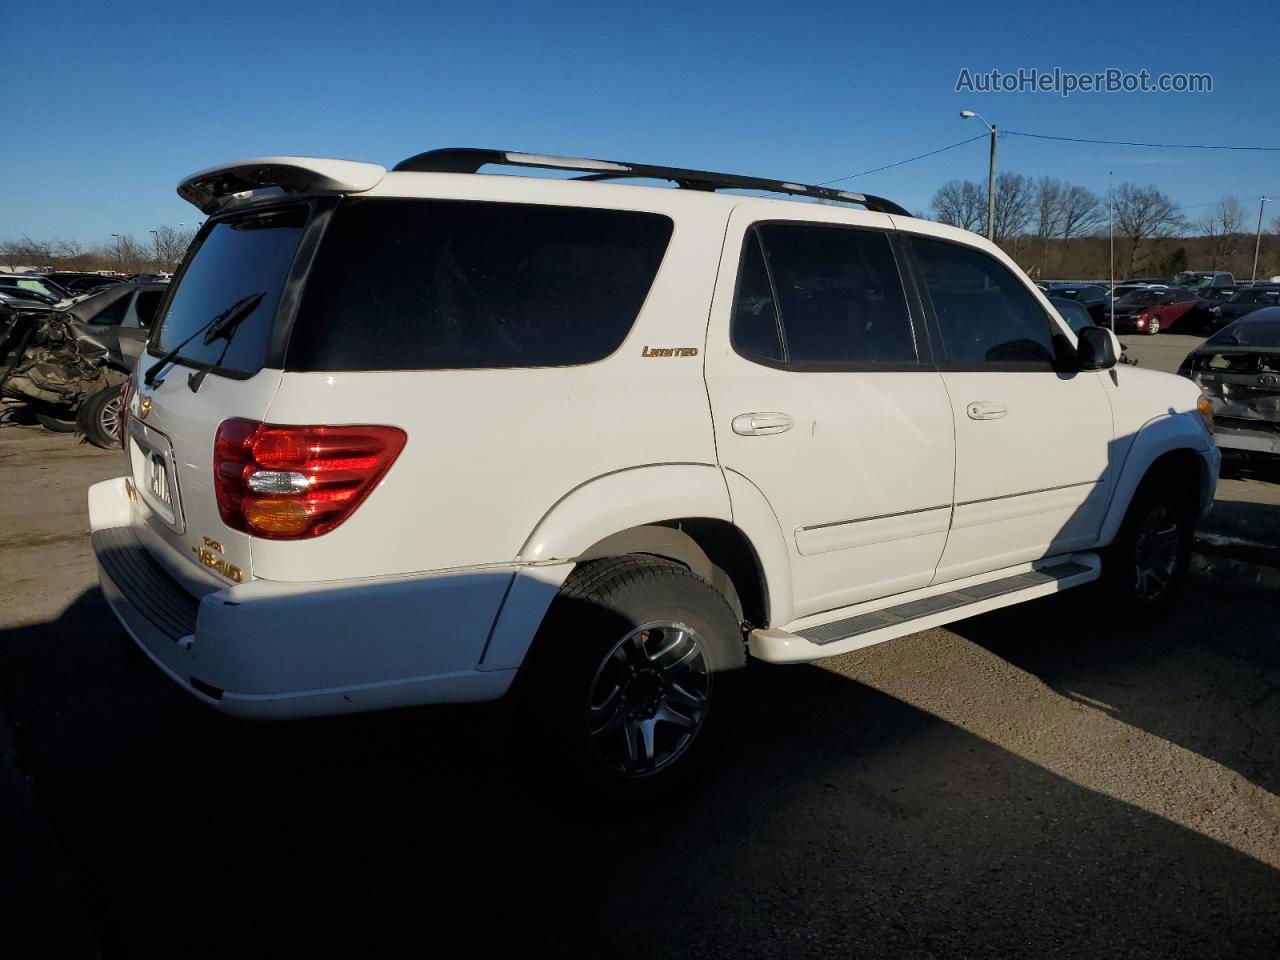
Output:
288,199,672,371
85,289,131,326
913,237,1055,367
131,290,164,328
1207,314,1280,346
152,206,306,374
1050,298,1092,332
731,231,784,364
731,223,916,367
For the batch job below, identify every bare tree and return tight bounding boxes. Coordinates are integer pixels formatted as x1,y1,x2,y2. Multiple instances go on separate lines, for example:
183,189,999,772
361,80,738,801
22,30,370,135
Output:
1195,196,1246,269
1031,177,1063,276
1113,183,1184,276
931,180,986,232
991,171,1032,245
149,225,195,271
102,234,149,274
1058,185,1101,252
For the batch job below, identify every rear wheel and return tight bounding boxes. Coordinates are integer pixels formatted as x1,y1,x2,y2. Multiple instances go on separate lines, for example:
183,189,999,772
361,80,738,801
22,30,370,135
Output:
1099,478,1195,622
521,556,745,794
76,385,122,449
33,406,77,432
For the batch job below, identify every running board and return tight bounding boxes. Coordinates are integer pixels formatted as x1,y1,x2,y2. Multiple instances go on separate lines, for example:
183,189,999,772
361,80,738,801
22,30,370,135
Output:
749,555,1100,664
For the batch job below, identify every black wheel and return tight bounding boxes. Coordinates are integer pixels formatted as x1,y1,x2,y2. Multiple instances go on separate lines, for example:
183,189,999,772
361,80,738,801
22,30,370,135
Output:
520,556,746,794
1099,478,1195,622
33,407,77,433
76,385,123,448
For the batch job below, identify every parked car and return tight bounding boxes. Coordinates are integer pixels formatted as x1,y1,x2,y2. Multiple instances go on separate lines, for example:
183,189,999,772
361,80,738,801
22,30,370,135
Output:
0,282,162,445
38,272,126,296
1172,270,1235,290
1206,285,1280,331
0,273,70,302
1109,287,1200,334
89,149,1219,789
1109,279,1166,302
1178,308,1280,463
1046,283,1108,323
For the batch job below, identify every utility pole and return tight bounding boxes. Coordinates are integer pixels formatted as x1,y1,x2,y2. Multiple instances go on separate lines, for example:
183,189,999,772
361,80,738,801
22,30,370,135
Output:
1109,171,1115,330
961,111,997,242
1252,196,1270,284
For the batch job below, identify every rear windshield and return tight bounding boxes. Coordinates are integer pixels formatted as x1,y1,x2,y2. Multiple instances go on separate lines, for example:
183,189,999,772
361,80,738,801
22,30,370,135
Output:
286,198,673,371
151,206,306,374
1207,315,1280,345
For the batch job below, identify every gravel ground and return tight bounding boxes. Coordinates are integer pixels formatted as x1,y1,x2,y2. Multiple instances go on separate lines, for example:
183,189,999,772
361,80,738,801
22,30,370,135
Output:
1,390,1278,959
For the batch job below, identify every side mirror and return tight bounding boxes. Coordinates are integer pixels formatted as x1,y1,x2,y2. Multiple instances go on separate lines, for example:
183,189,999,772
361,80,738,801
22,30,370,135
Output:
1076,325,1117,371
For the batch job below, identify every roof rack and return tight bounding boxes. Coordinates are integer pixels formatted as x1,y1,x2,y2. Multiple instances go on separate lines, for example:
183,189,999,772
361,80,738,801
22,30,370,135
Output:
392,148,912,217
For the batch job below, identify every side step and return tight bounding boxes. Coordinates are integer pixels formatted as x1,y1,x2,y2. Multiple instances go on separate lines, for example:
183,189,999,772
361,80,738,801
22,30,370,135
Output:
750,556,1099,664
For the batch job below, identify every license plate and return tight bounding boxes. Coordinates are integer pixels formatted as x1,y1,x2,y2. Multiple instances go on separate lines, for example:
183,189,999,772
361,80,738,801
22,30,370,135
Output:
147,453,171,506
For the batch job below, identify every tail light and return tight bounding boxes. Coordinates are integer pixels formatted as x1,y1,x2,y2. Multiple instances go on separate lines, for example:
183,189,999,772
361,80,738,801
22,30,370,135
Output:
119,378,133,450
213,419,407,540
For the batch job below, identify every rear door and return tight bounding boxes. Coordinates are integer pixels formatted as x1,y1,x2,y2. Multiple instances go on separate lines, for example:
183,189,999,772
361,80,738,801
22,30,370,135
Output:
704,204,956,620
126,204,311,589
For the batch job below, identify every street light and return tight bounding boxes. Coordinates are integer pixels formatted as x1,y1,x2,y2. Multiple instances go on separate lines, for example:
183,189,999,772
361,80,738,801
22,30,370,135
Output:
961,110,997,242
1252,196,1271,284
110,233,122,272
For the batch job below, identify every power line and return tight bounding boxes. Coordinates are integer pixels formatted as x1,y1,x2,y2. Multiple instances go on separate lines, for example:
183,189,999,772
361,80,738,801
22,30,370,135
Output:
1005,130,1280,152
819,134,987,184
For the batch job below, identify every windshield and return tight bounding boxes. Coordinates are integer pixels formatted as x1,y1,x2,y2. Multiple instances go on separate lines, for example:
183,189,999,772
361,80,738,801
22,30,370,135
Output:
150,205,306,375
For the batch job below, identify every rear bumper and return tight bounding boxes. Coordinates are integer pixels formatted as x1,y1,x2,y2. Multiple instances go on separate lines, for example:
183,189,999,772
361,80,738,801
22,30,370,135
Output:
89,477,522,718
1215,424,1280,456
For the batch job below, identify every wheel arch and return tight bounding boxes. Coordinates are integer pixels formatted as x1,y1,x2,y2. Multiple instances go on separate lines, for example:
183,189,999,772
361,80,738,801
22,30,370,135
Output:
1098,415,1214,547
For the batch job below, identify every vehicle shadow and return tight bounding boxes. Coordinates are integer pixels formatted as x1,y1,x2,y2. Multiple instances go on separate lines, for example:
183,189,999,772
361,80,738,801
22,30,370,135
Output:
946,571,1280,795
2,588,1278,959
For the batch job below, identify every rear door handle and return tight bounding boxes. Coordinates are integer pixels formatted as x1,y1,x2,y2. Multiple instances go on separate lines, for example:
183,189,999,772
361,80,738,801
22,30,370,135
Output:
732,412,794,436
966,401,1008,420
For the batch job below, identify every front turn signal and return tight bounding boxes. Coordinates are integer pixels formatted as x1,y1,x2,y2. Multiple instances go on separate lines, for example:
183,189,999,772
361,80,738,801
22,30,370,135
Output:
1196,394,1215,435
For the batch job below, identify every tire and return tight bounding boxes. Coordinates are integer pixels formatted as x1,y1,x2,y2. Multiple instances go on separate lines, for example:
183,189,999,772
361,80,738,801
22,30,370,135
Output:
76,385,122,449
33,408,77,432
1099,477,1195,623
1147,317,1160,335
520,556,746,795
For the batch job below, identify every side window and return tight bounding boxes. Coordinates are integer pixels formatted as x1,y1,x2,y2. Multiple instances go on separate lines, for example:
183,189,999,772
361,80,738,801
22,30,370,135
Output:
730,230,784,364
130,290,164,328
729,222,918,367
912,237,1056,368
87,291,132,326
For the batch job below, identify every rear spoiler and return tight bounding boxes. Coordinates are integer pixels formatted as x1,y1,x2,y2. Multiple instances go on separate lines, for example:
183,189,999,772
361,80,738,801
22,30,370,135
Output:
177,157,387,213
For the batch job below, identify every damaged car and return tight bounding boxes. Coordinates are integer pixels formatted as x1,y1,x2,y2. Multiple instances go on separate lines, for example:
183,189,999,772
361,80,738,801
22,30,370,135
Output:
0,282,164,446
1179,307,1280,465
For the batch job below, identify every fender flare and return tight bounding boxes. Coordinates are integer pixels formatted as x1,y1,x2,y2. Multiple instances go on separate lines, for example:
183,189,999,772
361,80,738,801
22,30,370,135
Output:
1097,412,1215,546
517,463,732,563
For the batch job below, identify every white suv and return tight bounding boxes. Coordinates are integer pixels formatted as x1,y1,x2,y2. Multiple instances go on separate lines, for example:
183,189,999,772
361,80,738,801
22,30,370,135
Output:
89,148,1219,788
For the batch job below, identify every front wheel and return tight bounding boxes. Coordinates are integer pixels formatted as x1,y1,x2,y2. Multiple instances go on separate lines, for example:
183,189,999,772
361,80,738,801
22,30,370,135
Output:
520,556,745,794
1099,481,1195,622
1147,318,1161,335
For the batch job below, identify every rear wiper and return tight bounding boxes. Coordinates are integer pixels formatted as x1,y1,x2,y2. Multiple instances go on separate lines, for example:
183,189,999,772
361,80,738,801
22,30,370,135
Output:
144,291,265,390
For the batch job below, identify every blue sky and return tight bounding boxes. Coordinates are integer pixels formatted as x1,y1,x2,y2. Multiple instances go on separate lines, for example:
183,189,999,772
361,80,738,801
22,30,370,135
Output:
4,0,1277,246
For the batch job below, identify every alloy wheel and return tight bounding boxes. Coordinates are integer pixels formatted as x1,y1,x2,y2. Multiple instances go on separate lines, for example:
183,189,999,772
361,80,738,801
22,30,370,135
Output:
100,395,122,440
585,620,712,777
1132,505,1180,602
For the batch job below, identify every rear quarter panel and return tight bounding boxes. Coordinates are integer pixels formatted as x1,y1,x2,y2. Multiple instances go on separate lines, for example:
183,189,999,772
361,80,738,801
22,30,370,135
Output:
251,199,731,583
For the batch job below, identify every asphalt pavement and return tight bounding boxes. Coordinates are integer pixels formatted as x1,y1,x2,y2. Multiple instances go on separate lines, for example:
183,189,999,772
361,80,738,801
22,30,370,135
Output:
1,345,1278,958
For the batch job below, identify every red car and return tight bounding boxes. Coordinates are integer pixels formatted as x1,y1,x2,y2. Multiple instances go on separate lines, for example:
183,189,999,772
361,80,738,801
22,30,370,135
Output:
1110,287,1199,335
